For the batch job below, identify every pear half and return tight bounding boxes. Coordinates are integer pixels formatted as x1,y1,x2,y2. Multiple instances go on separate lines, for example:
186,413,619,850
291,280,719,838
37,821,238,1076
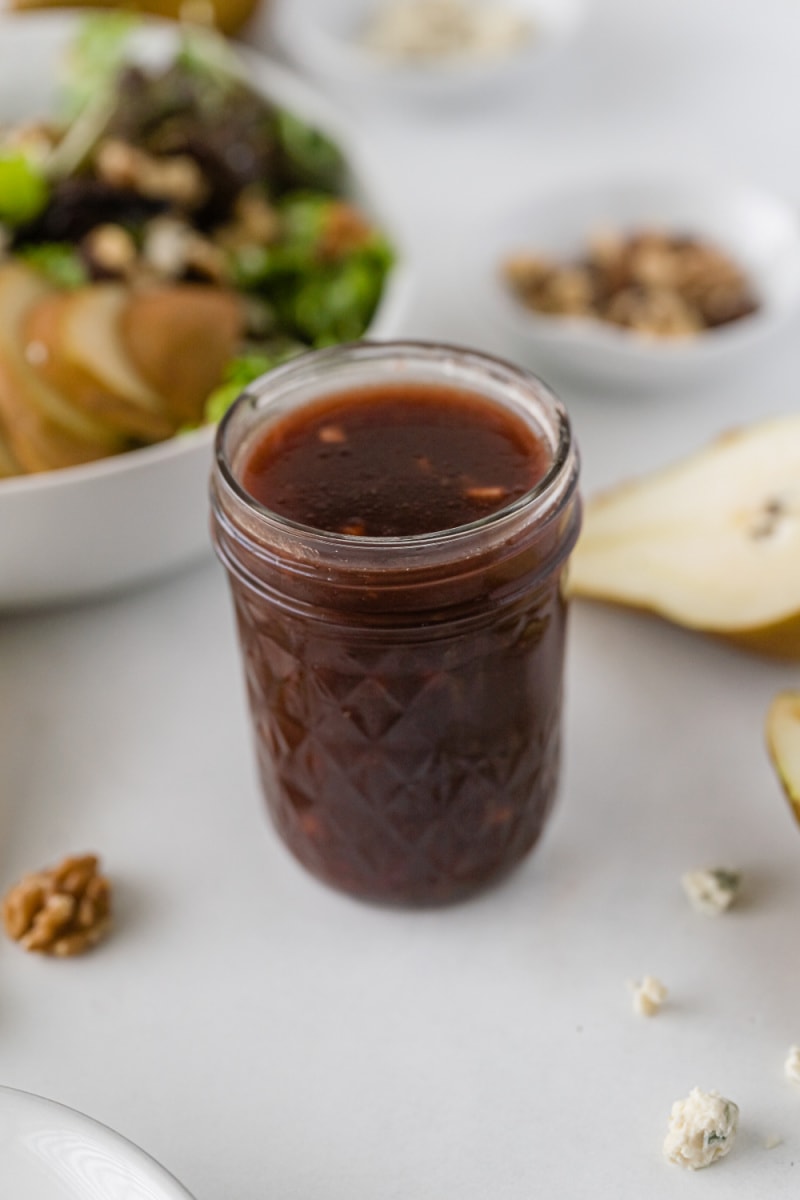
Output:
765,691,800,826
568,416,800,659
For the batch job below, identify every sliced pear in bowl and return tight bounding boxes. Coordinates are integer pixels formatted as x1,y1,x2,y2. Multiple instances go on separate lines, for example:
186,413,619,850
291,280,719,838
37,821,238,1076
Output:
568,415,800,660
56,285,174,423
120,286,245,427
24,291,175,444
0,264,124,472
766,691,800,826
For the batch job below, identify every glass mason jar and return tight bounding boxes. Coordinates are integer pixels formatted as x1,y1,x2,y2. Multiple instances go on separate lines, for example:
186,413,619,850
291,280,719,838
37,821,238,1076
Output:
210,342,581,906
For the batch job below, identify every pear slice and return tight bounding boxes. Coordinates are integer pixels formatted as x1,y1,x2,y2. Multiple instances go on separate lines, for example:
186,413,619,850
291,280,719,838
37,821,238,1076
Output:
0,264,124,472
765,691,800,826
24,292,174,444
120,286,244,426
57,285,170,419
568,416,800,659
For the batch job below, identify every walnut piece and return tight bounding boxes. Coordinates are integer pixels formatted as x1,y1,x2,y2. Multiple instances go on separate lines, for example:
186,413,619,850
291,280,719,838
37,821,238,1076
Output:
2,854,111,956
82,224,138,277
96,139,207,210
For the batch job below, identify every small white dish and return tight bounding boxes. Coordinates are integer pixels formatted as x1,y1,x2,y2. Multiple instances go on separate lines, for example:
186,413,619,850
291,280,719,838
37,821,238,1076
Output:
478,168,800,392
0,1085,194,1200
271,0,586,103
0,12,411,610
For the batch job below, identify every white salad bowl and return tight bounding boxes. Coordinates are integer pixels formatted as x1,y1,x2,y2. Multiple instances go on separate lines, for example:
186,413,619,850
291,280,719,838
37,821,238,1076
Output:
270,0,586,104
0,1085,194,1200
0,12,411,610
478,168,800,394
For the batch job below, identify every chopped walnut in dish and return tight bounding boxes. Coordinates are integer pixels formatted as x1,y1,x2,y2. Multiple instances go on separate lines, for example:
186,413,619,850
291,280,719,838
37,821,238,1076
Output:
2,853,111,956
503,228,758,339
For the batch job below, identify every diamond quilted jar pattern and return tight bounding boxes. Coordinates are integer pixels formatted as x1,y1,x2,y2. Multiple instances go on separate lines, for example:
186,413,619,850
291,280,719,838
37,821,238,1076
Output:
234,582,567,904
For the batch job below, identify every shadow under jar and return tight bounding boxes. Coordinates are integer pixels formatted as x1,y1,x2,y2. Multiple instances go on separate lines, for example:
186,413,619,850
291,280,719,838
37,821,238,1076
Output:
211,342,581,906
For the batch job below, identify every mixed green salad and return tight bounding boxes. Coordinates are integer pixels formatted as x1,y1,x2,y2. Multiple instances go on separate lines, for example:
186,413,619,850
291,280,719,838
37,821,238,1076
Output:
0,16,394,475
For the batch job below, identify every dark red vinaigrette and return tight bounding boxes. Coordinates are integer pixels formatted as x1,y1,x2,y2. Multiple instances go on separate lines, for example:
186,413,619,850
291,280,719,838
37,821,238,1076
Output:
241,382,551,537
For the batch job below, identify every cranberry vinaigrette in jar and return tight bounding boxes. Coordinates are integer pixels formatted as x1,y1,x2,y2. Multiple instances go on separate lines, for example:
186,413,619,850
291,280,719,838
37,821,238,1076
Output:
211,342,581,906
240,380,551,537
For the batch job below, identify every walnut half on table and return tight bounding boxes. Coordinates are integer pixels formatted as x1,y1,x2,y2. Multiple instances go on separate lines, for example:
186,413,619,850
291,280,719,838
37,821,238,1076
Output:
2,854,111,957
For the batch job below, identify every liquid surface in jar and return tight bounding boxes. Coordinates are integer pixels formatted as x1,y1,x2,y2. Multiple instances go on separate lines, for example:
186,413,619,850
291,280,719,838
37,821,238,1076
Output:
240,381,552,537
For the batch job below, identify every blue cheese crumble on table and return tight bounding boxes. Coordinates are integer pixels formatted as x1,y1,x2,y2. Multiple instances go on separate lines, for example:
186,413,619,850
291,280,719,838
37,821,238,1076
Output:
681,867,740,915
630,974,668,1017
784,1045,800,1084
663,1087,739,1169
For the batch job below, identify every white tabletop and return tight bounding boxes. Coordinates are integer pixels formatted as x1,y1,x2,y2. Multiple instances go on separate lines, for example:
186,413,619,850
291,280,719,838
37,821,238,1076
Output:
2,0,800,1196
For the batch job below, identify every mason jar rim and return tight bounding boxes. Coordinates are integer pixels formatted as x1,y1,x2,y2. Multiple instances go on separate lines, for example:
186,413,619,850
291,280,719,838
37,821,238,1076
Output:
214,339,577,556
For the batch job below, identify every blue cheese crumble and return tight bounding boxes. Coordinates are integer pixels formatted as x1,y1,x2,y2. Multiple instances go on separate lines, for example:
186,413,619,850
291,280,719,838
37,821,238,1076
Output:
785,1045,800,1084
681,868,740,915
630,974,668,1017
663,1087,739,1169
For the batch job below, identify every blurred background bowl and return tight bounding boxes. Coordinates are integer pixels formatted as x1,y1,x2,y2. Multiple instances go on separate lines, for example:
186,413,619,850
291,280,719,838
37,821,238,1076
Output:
478,167,800,393
0,12,411,610
271,0,586,104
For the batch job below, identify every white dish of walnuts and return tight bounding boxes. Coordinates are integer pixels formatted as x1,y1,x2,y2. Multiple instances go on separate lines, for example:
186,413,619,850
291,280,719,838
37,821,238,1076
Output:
479,167,800,393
